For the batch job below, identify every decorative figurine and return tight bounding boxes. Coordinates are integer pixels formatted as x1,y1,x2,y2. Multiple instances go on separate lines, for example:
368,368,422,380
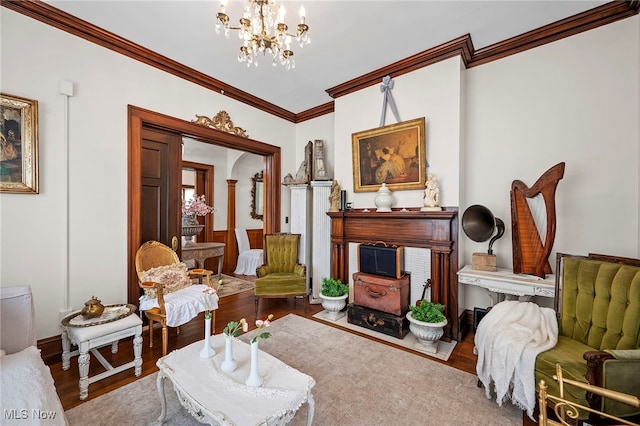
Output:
328,180,341,212
421,174,442,211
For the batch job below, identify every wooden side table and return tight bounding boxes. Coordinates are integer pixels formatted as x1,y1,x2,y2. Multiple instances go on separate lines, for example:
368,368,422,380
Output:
182,242,225,279
61,312,143,400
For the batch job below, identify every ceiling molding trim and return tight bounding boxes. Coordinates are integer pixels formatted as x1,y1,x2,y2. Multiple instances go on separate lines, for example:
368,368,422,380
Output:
295,102,335,123
3,1,637,122
326,35,474,100
1,0,296,123
326,1,637,99
469,1,639,68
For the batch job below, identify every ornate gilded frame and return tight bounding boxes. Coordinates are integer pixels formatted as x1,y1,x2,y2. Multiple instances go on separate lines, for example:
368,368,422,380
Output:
250,171,264,220
351,117,426,193
1,93,39,194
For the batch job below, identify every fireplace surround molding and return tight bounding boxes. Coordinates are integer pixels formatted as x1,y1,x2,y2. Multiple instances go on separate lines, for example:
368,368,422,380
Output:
327,207,460,341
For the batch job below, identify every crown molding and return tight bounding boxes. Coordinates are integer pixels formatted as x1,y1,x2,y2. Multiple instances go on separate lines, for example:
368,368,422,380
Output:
295,102,335,123
327,1,638,100
470,1,639,67
1,0,297,122
2,1,637,122
326,35,474,100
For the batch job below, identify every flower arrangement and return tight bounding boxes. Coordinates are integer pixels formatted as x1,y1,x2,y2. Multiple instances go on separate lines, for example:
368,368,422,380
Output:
250,314,274,343
202,287,218,319
224,318,248,337
182,194,215,216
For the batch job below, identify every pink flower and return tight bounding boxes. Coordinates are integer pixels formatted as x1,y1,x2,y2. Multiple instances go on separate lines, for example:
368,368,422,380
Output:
251,314,274,343
182,195,215,216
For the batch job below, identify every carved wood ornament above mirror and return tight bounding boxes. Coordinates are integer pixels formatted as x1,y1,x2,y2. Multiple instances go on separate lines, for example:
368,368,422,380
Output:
191,111,249,138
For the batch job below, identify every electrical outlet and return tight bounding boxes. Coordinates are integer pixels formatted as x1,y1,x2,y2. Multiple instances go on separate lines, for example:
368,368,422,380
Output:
285,216,289,224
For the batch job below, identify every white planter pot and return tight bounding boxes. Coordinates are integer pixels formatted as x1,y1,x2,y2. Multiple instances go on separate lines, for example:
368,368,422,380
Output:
406,311,447,354
320,293,348,321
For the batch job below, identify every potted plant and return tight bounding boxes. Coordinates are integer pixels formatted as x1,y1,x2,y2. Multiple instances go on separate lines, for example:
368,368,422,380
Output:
406,300,448,354
319,278,349,321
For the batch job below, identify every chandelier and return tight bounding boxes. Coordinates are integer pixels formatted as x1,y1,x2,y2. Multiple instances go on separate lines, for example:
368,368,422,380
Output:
215,0,310,70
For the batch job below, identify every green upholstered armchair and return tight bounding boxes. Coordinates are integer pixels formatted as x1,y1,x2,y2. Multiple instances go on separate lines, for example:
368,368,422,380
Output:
535,253,640,422
254,234,307,315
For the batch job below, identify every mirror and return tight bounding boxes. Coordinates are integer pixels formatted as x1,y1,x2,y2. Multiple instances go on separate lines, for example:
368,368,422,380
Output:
251,171,264,220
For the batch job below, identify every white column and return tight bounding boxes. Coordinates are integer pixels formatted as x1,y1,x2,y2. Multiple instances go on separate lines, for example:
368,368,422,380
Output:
290,184,312,290
310,181,332,303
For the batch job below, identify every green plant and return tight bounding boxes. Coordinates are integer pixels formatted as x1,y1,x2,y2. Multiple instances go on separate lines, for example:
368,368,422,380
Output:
321,277,349,297
409,300,446,323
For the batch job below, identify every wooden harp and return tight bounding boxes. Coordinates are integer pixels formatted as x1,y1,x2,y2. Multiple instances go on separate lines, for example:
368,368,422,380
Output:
510,162,565,278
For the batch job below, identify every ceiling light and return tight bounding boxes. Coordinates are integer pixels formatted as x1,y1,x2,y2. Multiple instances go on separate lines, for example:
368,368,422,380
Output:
215,0,310,70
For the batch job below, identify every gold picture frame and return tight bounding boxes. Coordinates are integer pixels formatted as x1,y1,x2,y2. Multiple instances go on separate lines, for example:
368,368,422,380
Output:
352,117,426,193
1,93,39,194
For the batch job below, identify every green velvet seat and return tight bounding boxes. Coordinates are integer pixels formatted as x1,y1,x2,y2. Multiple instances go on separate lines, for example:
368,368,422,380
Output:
254,234,307,315
535,254,640,420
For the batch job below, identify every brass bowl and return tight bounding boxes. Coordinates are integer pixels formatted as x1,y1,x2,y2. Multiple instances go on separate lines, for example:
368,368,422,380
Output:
80,296,105,319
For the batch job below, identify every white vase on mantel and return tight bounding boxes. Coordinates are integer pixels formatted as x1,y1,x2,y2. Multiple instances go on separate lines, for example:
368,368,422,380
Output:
374,183,394,212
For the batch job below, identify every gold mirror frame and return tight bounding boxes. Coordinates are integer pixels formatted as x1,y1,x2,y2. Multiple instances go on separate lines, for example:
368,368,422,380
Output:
251,171,264,220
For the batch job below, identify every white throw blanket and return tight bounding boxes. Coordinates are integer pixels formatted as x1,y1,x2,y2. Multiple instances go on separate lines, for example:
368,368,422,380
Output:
139,284,219,327
474,300,558,418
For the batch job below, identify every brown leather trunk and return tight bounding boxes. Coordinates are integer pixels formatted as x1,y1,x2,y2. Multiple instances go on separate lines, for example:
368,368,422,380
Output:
347,304,409,339
353,272,410,316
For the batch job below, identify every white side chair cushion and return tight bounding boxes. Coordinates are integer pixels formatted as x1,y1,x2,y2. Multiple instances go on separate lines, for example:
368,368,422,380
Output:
139,284,219,327
0,286,36,354
65,313,142,344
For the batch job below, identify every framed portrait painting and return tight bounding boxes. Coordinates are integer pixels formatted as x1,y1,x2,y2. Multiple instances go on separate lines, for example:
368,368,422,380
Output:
1,93,39,194
352,117,426,193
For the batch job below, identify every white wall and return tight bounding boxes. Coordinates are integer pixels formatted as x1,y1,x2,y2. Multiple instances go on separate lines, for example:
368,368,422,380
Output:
0,9,296,339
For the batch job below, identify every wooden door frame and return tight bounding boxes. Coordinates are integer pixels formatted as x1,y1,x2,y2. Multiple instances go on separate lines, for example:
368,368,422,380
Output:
181,160,214,243
128,105,281,305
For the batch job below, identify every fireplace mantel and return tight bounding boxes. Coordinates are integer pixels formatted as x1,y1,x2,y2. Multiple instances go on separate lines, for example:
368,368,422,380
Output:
327,207,460,341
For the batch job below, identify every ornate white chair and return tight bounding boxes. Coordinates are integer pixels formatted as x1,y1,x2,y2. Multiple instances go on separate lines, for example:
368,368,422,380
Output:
233,228,263,276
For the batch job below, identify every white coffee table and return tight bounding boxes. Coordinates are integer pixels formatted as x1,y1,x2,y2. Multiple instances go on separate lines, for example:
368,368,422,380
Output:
156,336,315,425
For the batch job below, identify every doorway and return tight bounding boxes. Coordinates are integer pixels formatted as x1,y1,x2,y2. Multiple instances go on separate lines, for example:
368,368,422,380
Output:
127,105,281,306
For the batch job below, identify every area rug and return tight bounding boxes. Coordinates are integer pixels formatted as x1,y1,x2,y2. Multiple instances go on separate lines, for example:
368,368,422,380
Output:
313,310,457,361
213,274,254,298
65,314,521,426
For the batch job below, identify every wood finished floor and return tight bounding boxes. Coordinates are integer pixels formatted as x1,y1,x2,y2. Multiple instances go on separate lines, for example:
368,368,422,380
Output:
47,276,530,425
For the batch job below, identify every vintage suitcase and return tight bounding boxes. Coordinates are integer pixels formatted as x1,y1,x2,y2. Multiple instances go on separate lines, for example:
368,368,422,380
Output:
347,304,409,339
358,242,404,279
353,272,410,316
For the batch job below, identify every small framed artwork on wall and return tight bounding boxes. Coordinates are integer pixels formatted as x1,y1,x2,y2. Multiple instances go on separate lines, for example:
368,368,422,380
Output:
1,93,39,194
352,117,426,193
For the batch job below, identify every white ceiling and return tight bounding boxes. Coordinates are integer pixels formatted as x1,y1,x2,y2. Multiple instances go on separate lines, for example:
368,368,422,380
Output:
46,1,606,114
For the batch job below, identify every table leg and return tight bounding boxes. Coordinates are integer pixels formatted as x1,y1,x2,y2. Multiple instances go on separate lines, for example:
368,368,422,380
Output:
77,341,91,400
61,329,71,371
133,326,143,376
306,391,315,426
157,371,168,423
217,254,224,281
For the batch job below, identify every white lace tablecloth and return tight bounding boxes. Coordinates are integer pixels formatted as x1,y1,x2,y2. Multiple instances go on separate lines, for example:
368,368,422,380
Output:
157,336,315,425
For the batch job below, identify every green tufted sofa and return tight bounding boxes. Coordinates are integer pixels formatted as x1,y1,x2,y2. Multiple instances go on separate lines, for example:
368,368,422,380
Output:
254,233,307,315
535,253,640,421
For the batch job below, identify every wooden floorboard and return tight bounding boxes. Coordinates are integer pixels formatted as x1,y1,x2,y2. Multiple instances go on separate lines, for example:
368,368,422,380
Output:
47,277,528,425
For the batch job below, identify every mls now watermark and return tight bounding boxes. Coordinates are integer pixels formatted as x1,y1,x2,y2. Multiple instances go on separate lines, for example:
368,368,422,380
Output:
4,409,58,420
